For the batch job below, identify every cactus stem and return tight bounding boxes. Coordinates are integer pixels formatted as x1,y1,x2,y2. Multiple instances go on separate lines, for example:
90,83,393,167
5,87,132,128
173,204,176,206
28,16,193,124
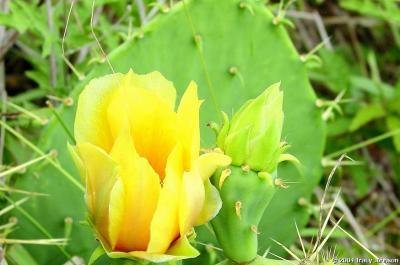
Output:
274,178,289,189
241,164,250,173
219,168,232,189
250,225,260,234
235,201,242,220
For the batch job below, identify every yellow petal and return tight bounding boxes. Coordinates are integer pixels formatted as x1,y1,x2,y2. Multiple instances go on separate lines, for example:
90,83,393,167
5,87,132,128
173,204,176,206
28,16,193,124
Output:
179,170,204,236
197,152,232,180
76,142,118,242
147,145,183,253
124,69,176,110
166,236,199,258
110,127,161,251
75,73,123,151
194,179,222,226
177,81,201,171
108,178,124,249
106,236,198,263
106,86,130,141
123,81,177,179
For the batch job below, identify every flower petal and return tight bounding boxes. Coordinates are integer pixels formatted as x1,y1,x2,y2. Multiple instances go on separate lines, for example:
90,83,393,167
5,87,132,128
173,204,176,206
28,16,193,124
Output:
177,81,201,171
122,79,177,179
194,179,222,226
75,73,123,151
147,145,183,253
110,127,161,251
108,178,124,249
179,170,204,236
76,142,118,242
107,236,198,263
166,236,199,258
124,69,176,110
197,152,232,180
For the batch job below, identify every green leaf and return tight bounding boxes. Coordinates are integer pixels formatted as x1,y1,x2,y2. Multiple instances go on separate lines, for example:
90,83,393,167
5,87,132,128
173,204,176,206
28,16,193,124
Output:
386,116,400,152
349,103,386,132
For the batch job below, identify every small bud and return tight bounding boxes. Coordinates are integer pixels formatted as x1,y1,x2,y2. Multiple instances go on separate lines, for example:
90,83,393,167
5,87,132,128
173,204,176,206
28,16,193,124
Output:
250,225,260,234
217,83,285,173
241,164,250,173
235,201,242,219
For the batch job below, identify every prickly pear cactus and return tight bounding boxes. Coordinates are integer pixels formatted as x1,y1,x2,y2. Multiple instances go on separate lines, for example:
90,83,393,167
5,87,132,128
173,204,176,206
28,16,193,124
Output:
211,166,276,263
11,0,326,263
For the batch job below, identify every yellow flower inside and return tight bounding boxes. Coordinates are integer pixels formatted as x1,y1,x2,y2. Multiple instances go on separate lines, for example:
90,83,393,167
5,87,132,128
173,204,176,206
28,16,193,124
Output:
69,69,230,262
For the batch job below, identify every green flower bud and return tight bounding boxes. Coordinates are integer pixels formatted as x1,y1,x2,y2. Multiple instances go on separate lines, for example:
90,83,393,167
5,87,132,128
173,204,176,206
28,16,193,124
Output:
218,82,284,173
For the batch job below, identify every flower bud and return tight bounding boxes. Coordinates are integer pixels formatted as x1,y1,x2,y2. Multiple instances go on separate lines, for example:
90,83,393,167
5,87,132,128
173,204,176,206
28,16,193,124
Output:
217,82,284,173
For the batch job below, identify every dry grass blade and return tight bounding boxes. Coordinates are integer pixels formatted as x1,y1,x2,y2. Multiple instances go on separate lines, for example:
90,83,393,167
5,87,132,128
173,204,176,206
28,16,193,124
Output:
0,185,48,196
310,215,344,260
91,0,115,73
294,220,306,258
267,251,297,265
0,238,68,246
62,0,84,80
318,188,341,248
334,224,381,261
313,154,345,253
270,238,301,262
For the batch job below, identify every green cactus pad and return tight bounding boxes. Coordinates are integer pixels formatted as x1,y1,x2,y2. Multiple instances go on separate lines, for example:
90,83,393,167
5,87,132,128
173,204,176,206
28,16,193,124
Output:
11,0,325,263
211,166,276,263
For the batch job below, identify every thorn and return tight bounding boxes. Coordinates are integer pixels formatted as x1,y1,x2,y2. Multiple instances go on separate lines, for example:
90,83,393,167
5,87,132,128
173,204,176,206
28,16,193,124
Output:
241,164,250,173
9,217,18,224
194,34,202,45
49,149,58,158
315,99,324,108
229,66,238,75
297,197,308,207
213,147,224,154
274,178,289,189
251,225,260,234
63,97,74,106
228,66,245,88
238,2,254,15
64,217,73,225
207,122,220,135
235,201,242,220
219,168,231,189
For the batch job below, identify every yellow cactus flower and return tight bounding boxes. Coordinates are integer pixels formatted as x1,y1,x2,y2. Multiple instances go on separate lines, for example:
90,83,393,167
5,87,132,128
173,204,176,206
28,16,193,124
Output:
68,69,231,263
